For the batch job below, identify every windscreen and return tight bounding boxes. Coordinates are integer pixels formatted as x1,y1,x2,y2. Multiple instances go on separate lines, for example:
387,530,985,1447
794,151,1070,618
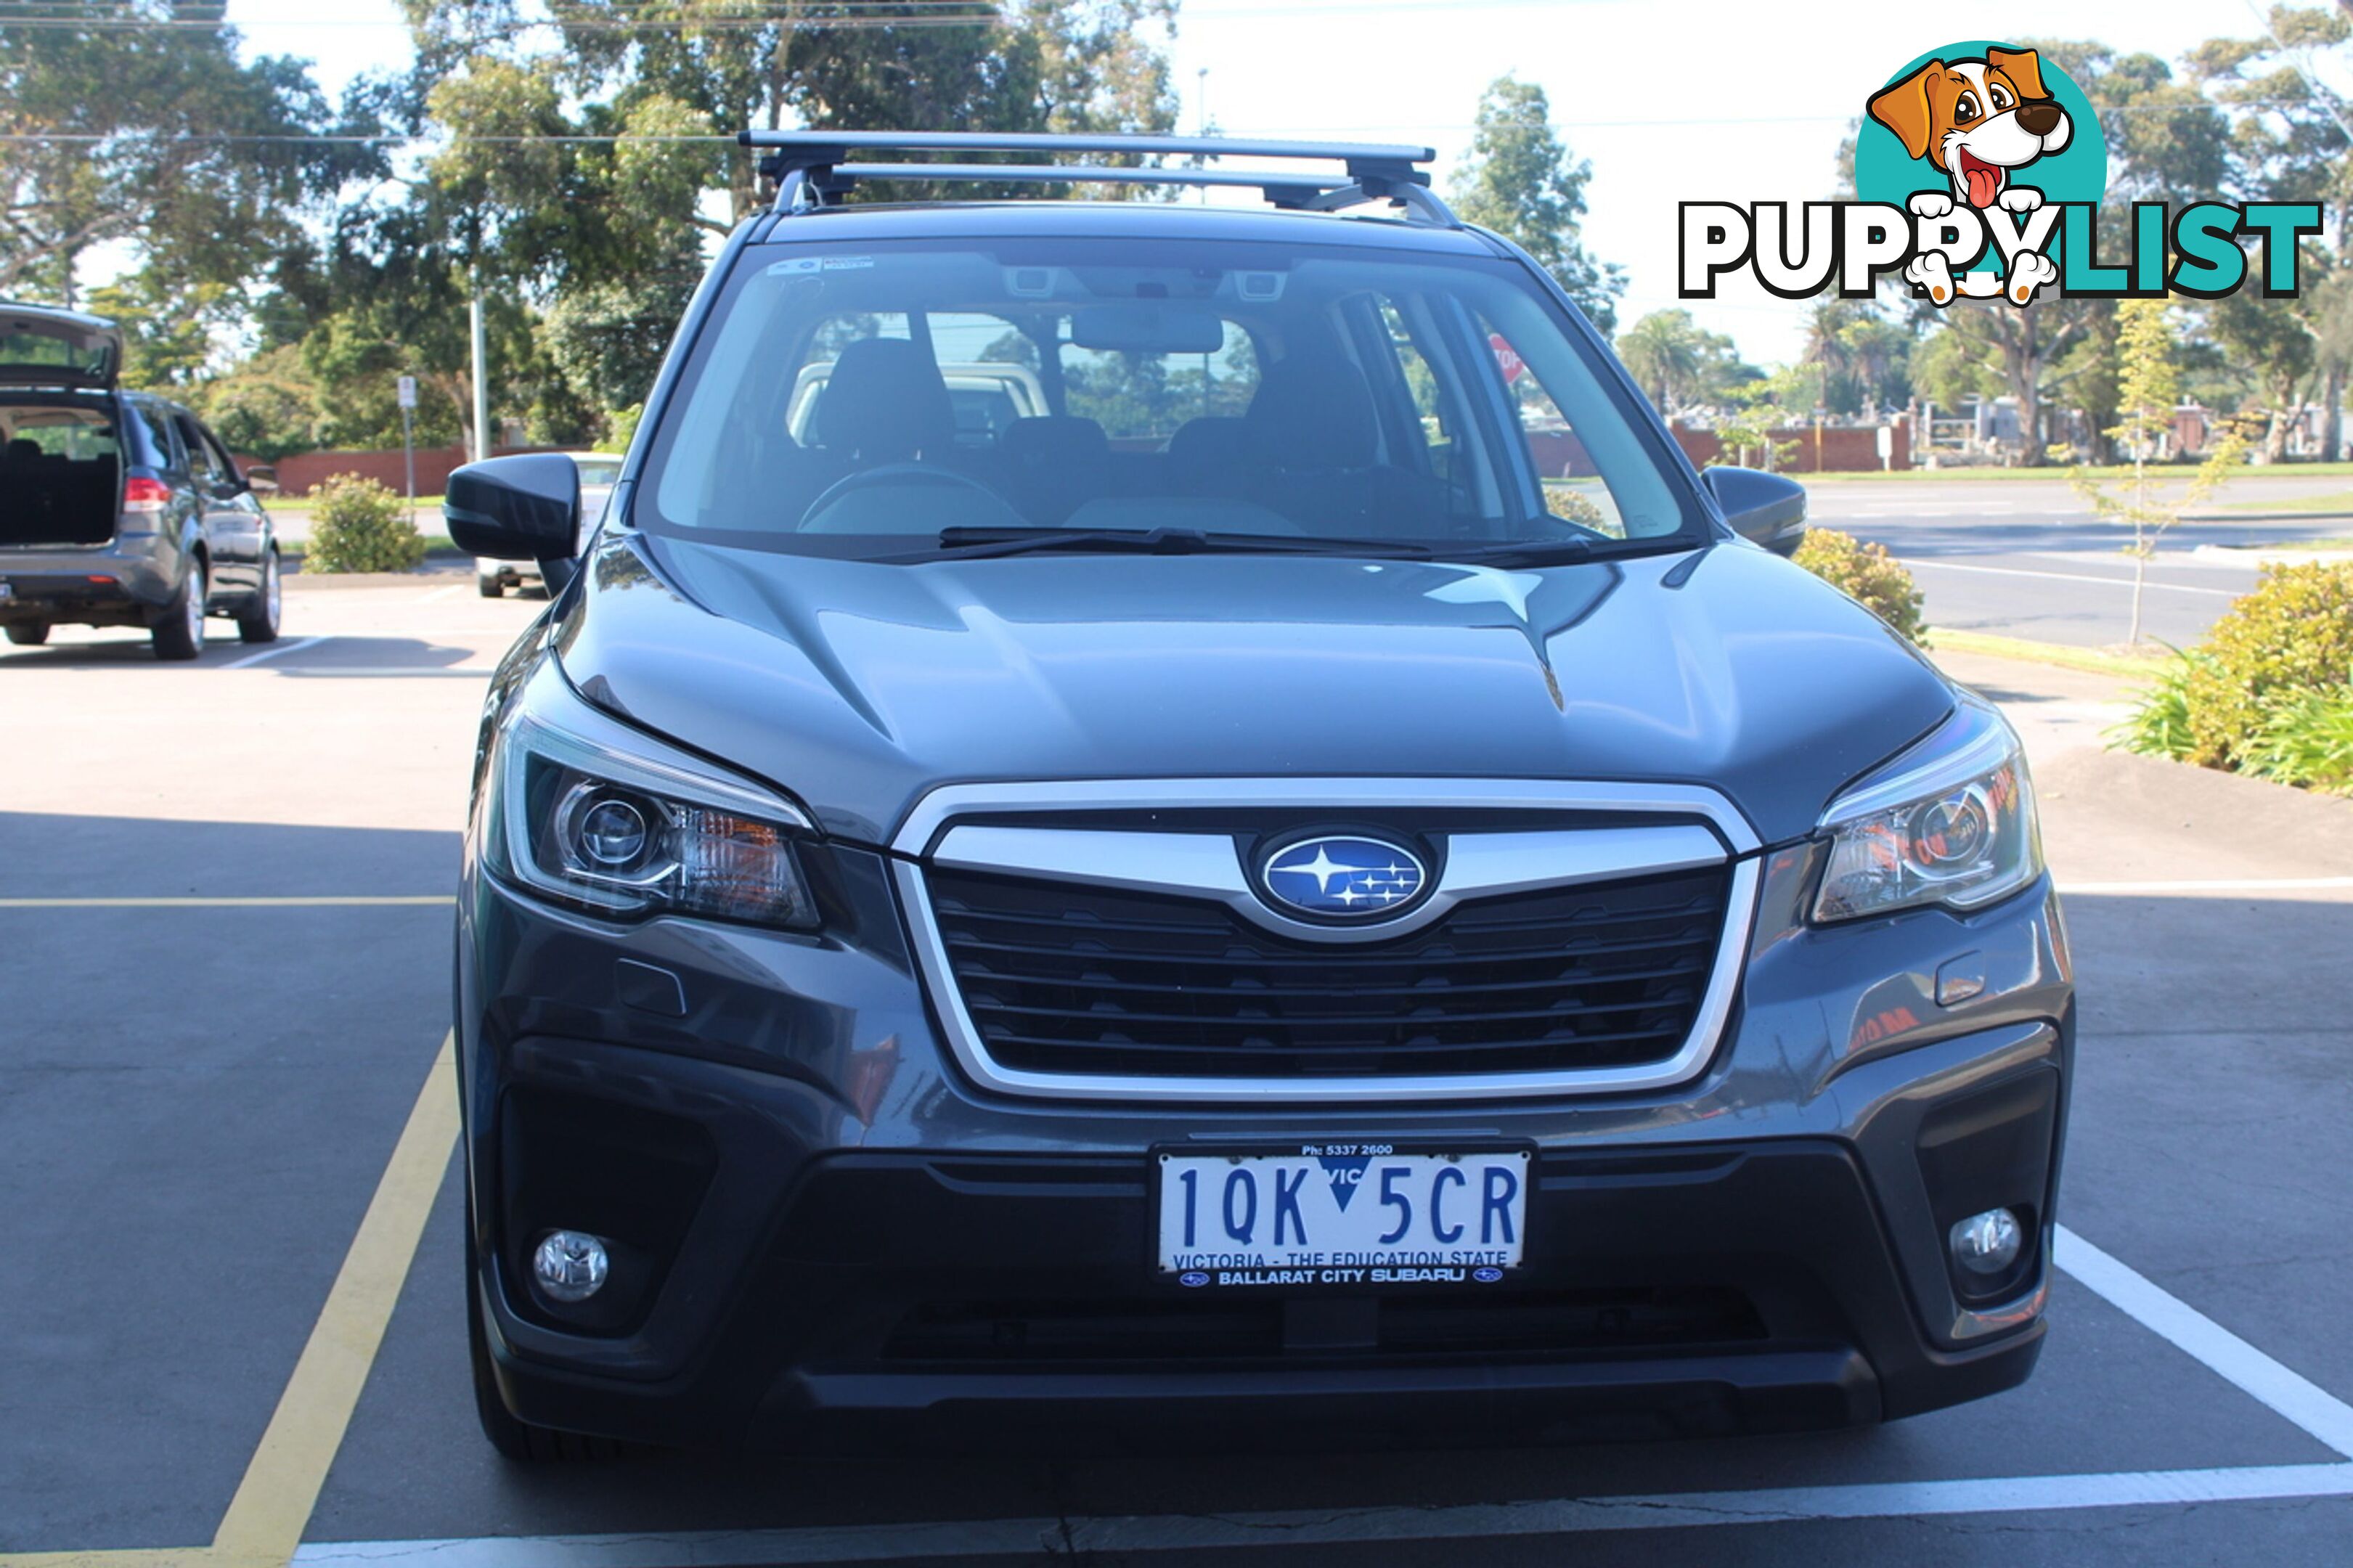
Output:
640,235,1700,558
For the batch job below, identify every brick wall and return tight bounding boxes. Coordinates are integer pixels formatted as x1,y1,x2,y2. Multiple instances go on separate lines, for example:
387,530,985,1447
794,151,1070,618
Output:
1525,420,1909,478
245,444,568,499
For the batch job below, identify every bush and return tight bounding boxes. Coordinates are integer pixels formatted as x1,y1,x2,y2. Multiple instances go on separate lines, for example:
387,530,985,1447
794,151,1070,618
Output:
1791,527,1927,645
2238,686,2353,796
2107,647,2206,761
305,474,425,574
2181,563,2353,767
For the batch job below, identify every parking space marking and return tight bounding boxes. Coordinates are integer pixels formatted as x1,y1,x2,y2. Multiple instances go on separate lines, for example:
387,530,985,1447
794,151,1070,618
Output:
223,638,324,671
210,1034,459,1568
288,1463,2353,1566
1901,560,2239,596
2057,1228,2353,1455
269,1223,2353,1567
0,897,454,909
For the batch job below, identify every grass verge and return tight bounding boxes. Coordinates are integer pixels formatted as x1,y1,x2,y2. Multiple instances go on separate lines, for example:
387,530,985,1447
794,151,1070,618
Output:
1927,628,2174,679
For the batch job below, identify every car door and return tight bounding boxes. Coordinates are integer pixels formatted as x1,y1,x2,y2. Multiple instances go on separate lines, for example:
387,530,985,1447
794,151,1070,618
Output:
174,410,265,599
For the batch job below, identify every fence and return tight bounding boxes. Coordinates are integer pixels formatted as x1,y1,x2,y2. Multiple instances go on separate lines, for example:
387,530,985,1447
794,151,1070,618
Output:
243,444,569,499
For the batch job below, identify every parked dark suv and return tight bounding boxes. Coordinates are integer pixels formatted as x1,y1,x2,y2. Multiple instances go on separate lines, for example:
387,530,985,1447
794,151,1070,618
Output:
0,302,281,658
446,134,2072,1461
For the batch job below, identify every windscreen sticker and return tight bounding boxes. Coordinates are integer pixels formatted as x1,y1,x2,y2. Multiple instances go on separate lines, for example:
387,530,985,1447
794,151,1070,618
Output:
766,255,876,276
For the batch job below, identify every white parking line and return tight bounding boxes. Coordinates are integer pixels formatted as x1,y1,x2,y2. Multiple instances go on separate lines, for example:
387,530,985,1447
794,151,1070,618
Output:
285,1225,2353,1565
222,635,323,669
2065,877,2353,895
1904,560,2238,596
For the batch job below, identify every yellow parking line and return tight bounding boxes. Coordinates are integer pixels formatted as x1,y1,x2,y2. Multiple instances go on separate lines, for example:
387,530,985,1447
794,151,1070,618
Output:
0,898,454,909
208,1033,460,1568
0,1037,456,1568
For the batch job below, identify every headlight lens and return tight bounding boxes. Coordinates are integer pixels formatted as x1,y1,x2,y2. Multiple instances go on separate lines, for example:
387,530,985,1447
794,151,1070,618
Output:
486,664,817,927
1813,696,2042,923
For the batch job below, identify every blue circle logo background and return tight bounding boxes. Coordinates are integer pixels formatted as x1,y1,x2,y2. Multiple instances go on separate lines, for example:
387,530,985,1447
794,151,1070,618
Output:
1854,41,2108,209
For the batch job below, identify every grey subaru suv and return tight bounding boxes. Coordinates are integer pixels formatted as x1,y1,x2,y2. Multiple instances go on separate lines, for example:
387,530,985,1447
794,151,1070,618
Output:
444,133,2071,1461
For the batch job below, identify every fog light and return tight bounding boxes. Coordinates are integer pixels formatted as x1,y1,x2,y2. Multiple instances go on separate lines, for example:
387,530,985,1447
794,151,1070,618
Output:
532,1230,609,1302
1949,1207,2023,1277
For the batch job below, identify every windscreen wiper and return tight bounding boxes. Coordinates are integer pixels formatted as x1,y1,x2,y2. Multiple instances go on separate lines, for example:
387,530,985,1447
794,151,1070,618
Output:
930,526,1440,560
1449,537,1596,568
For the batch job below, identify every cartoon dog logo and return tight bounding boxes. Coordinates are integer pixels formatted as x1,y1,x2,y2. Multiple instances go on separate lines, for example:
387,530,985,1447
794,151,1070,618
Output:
1867,46,2071,213
1867,45,2073,306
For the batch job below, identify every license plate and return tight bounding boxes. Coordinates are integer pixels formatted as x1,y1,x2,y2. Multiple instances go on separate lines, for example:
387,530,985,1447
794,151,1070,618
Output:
1157,1143,1529,1289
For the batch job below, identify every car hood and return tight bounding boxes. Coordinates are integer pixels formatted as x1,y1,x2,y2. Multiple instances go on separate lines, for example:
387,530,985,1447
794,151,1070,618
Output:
555,531,1954,848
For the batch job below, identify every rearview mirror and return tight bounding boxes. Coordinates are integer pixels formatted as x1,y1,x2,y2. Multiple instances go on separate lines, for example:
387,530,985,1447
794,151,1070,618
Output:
1700,466,1806,557
444,453,581,571
1069,306,1224,354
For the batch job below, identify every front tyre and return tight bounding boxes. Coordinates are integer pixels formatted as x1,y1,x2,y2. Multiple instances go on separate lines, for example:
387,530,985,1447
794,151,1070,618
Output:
152,557,206,661
4,623,49,646
478,569,506,599
237,550,282,644
465,1215,623,1463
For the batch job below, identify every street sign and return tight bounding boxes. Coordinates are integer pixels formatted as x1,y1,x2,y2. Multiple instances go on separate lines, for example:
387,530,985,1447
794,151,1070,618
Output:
396,375,417,409
1488,333,1525,385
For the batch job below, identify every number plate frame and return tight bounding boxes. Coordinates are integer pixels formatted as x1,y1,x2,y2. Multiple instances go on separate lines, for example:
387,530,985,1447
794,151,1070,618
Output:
1151,1140,1533,1292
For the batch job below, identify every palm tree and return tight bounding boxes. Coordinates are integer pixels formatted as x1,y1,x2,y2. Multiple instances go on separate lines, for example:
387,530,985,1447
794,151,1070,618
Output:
1615,311,1708,415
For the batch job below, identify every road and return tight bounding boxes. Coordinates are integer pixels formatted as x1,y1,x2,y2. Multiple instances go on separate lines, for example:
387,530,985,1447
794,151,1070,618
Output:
4,581,2352,1567
1808,474,2353,648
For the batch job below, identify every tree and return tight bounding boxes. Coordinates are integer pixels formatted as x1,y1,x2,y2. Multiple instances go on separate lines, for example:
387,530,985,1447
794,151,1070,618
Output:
2069,300,2251,646
1450,76,1625,334
2203,263,2322,462
0,3,371,304
1613,310,1753,416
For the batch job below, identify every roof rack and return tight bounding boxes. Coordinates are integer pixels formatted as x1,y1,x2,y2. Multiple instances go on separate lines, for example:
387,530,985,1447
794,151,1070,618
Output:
736,130,1457,226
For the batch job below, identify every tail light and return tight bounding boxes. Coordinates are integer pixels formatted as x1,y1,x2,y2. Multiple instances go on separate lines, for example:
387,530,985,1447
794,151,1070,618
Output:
123,477,171,514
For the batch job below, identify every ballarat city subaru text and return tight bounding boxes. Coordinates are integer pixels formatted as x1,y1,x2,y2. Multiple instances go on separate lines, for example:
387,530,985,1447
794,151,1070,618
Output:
444,131,2071,1462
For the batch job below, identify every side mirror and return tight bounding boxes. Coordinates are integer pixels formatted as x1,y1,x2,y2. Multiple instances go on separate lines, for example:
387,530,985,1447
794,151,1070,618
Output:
208,478,245,502
242,465,279,496
1700,466,1807,557
444,453,581,567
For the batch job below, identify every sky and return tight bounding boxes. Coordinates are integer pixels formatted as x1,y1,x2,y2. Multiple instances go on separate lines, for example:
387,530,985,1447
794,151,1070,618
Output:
221,0,2320,367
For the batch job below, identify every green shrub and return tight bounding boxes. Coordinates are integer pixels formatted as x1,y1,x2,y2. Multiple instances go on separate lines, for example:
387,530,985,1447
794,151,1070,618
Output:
1791,527,1927,645
600,402,642,454
2238,686,2353,796
2108,647,2207,761
305,474,425,573
2181,562,2353,767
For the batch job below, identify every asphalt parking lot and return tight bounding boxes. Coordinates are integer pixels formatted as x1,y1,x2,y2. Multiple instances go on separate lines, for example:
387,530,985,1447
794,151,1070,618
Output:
4,568,2352,1568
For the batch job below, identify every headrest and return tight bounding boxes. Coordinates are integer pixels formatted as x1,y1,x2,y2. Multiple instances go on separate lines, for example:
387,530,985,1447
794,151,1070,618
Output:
1001,416,1108,465
1165,416,1247,467
3,438,42,464
810,338,953,461
1244,351,1382,470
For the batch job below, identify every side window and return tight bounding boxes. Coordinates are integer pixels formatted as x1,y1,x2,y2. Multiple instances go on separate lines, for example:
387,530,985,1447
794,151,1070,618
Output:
174,414,219,483
1477,311,1631,539
197,425,242,488
127,401,179,470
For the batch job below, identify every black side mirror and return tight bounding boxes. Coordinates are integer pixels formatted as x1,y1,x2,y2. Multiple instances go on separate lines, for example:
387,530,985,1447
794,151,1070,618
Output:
1700,466,1807,557
242,464,279,496
208,478,245,502
445,454,581,568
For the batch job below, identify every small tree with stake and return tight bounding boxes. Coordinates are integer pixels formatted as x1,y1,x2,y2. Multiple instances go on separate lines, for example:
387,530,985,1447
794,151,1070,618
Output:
2067,298,2249,648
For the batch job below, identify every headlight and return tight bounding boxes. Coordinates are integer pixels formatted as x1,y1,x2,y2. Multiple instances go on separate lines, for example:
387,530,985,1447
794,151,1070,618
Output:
486,663,818,927
1813,695,2043,923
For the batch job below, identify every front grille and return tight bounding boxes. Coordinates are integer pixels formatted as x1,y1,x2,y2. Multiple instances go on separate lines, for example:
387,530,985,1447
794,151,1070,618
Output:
926,864,1729,1081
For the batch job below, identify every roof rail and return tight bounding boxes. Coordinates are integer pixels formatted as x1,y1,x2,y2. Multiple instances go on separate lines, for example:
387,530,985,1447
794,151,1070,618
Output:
736,130,1457,226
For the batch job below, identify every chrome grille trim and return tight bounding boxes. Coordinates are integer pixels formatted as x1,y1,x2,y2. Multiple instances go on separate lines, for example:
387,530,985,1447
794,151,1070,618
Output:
889,778,1762,1104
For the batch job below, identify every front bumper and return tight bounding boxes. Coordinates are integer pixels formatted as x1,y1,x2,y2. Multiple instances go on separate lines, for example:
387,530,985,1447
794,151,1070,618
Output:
457,832,2074,1450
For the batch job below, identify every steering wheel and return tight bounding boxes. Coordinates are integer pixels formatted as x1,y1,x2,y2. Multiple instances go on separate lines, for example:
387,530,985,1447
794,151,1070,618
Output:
797,462,1024,534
